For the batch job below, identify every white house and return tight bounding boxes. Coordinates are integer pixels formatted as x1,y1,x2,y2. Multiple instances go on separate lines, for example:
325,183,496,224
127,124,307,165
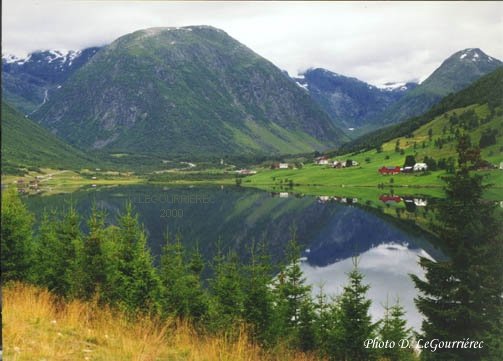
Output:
414,198,428,207
279,192,289,198
279,163,289,169
414,163,428,171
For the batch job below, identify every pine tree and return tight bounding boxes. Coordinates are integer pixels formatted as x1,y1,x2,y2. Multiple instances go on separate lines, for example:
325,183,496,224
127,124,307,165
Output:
56,202,85,298
115,202,161,315
80,204,108,300
243,239,275,345
411,137,503,361
209,245,245,332
274,232,312,347
159,233,208,321
337,262,377,361
1,189,33,282
314,285,339,358
33,209,60,290
379,298,415,361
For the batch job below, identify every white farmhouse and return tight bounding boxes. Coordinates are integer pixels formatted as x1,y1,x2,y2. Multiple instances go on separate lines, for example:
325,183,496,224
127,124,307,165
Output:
413,163,428,171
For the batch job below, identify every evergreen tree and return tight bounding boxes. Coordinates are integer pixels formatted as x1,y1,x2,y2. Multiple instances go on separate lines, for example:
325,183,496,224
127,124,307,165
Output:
243,239,275,345
336,262,377,361
1,189,33,282
159,233,208,321
56,202,85,298
274,232,312,347
404,155,416,168
313,285,335,358
114,202,161,315
379,298,415,361
297,296,318,352
411,137,503,361
33,209,60,290
80,204,108,300
209,245,245,332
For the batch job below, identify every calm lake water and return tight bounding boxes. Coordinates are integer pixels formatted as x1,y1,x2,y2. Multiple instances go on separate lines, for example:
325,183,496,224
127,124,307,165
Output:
24,185,443,331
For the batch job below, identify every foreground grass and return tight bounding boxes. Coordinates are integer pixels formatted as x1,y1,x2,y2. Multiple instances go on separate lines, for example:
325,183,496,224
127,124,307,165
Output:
3,283,317,361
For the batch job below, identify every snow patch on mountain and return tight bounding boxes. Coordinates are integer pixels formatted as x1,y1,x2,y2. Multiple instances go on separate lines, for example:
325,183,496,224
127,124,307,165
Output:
295,81,309,91
375,81,410,91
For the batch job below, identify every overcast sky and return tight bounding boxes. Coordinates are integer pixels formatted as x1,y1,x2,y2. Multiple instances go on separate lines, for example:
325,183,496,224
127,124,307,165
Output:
2,1,502,86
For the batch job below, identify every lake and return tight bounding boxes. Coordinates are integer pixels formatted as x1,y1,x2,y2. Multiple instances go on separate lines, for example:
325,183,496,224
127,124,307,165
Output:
24,184,443,331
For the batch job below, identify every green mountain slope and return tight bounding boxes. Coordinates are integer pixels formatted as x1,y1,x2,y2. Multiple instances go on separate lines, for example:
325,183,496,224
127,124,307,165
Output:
375,48,502,126
246,87,502,198
33,26,346,157
1,101,94,173
336,67,503,155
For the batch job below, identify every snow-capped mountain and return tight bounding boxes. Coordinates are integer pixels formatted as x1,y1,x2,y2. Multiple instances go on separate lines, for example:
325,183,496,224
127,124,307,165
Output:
373,48,503,126
292,68,417,129
2,47,101,113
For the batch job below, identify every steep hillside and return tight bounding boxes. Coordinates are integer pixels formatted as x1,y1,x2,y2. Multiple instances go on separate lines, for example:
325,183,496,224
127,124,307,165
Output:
336,67,503,155
245,67,503,196
1,101,93,173
33,26,346,157
293,68,417,130
2,47,101,114
376,48,502,125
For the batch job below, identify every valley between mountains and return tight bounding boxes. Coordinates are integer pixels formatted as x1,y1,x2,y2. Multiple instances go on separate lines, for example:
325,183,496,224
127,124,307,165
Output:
2,25,502,201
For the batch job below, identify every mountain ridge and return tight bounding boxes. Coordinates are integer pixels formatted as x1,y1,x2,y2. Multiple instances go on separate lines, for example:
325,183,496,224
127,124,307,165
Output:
372,48,502,126
292,68,417,130
31,26,347,157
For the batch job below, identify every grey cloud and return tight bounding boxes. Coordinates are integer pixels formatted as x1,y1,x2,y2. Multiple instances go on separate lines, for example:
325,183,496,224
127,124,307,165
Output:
2,1,502,86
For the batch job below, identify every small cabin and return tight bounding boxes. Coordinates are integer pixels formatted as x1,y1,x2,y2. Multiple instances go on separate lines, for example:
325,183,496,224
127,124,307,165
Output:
279,163,289,169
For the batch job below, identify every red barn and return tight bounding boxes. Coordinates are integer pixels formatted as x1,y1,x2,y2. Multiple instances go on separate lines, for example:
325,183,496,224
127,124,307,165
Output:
379,166,401,175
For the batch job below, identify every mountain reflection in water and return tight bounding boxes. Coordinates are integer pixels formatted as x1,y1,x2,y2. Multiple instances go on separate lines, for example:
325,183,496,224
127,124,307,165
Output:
24,185,440,330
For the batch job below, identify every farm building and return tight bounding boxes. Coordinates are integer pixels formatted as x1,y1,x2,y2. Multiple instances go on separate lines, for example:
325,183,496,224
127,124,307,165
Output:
379,166,401,175
413,163,428,171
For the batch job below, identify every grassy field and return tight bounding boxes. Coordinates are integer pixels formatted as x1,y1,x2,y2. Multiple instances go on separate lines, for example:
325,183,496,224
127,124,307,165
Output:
3,282,319,361
243,104,503,200
1,167,238,196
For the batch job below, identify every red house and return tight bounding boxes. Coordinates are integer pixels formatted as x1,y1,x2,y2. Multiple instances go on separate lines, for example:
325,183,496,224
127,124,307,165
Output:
379,166,401,175
379,195,402,203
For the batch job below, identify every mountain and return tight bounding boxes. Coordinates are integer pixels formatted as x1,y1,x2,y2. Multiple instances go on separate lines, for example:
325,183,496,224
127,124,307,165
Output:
1,101,93,173
32,26,346,157
293,68,417,130
374,48,502,125
2,47,101,114
335,67,503,156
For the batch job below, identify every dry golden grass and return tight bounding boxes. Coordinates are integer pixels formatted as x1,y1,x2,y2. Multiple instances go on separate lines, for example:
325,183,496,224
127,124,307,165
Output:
3,283,319,361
